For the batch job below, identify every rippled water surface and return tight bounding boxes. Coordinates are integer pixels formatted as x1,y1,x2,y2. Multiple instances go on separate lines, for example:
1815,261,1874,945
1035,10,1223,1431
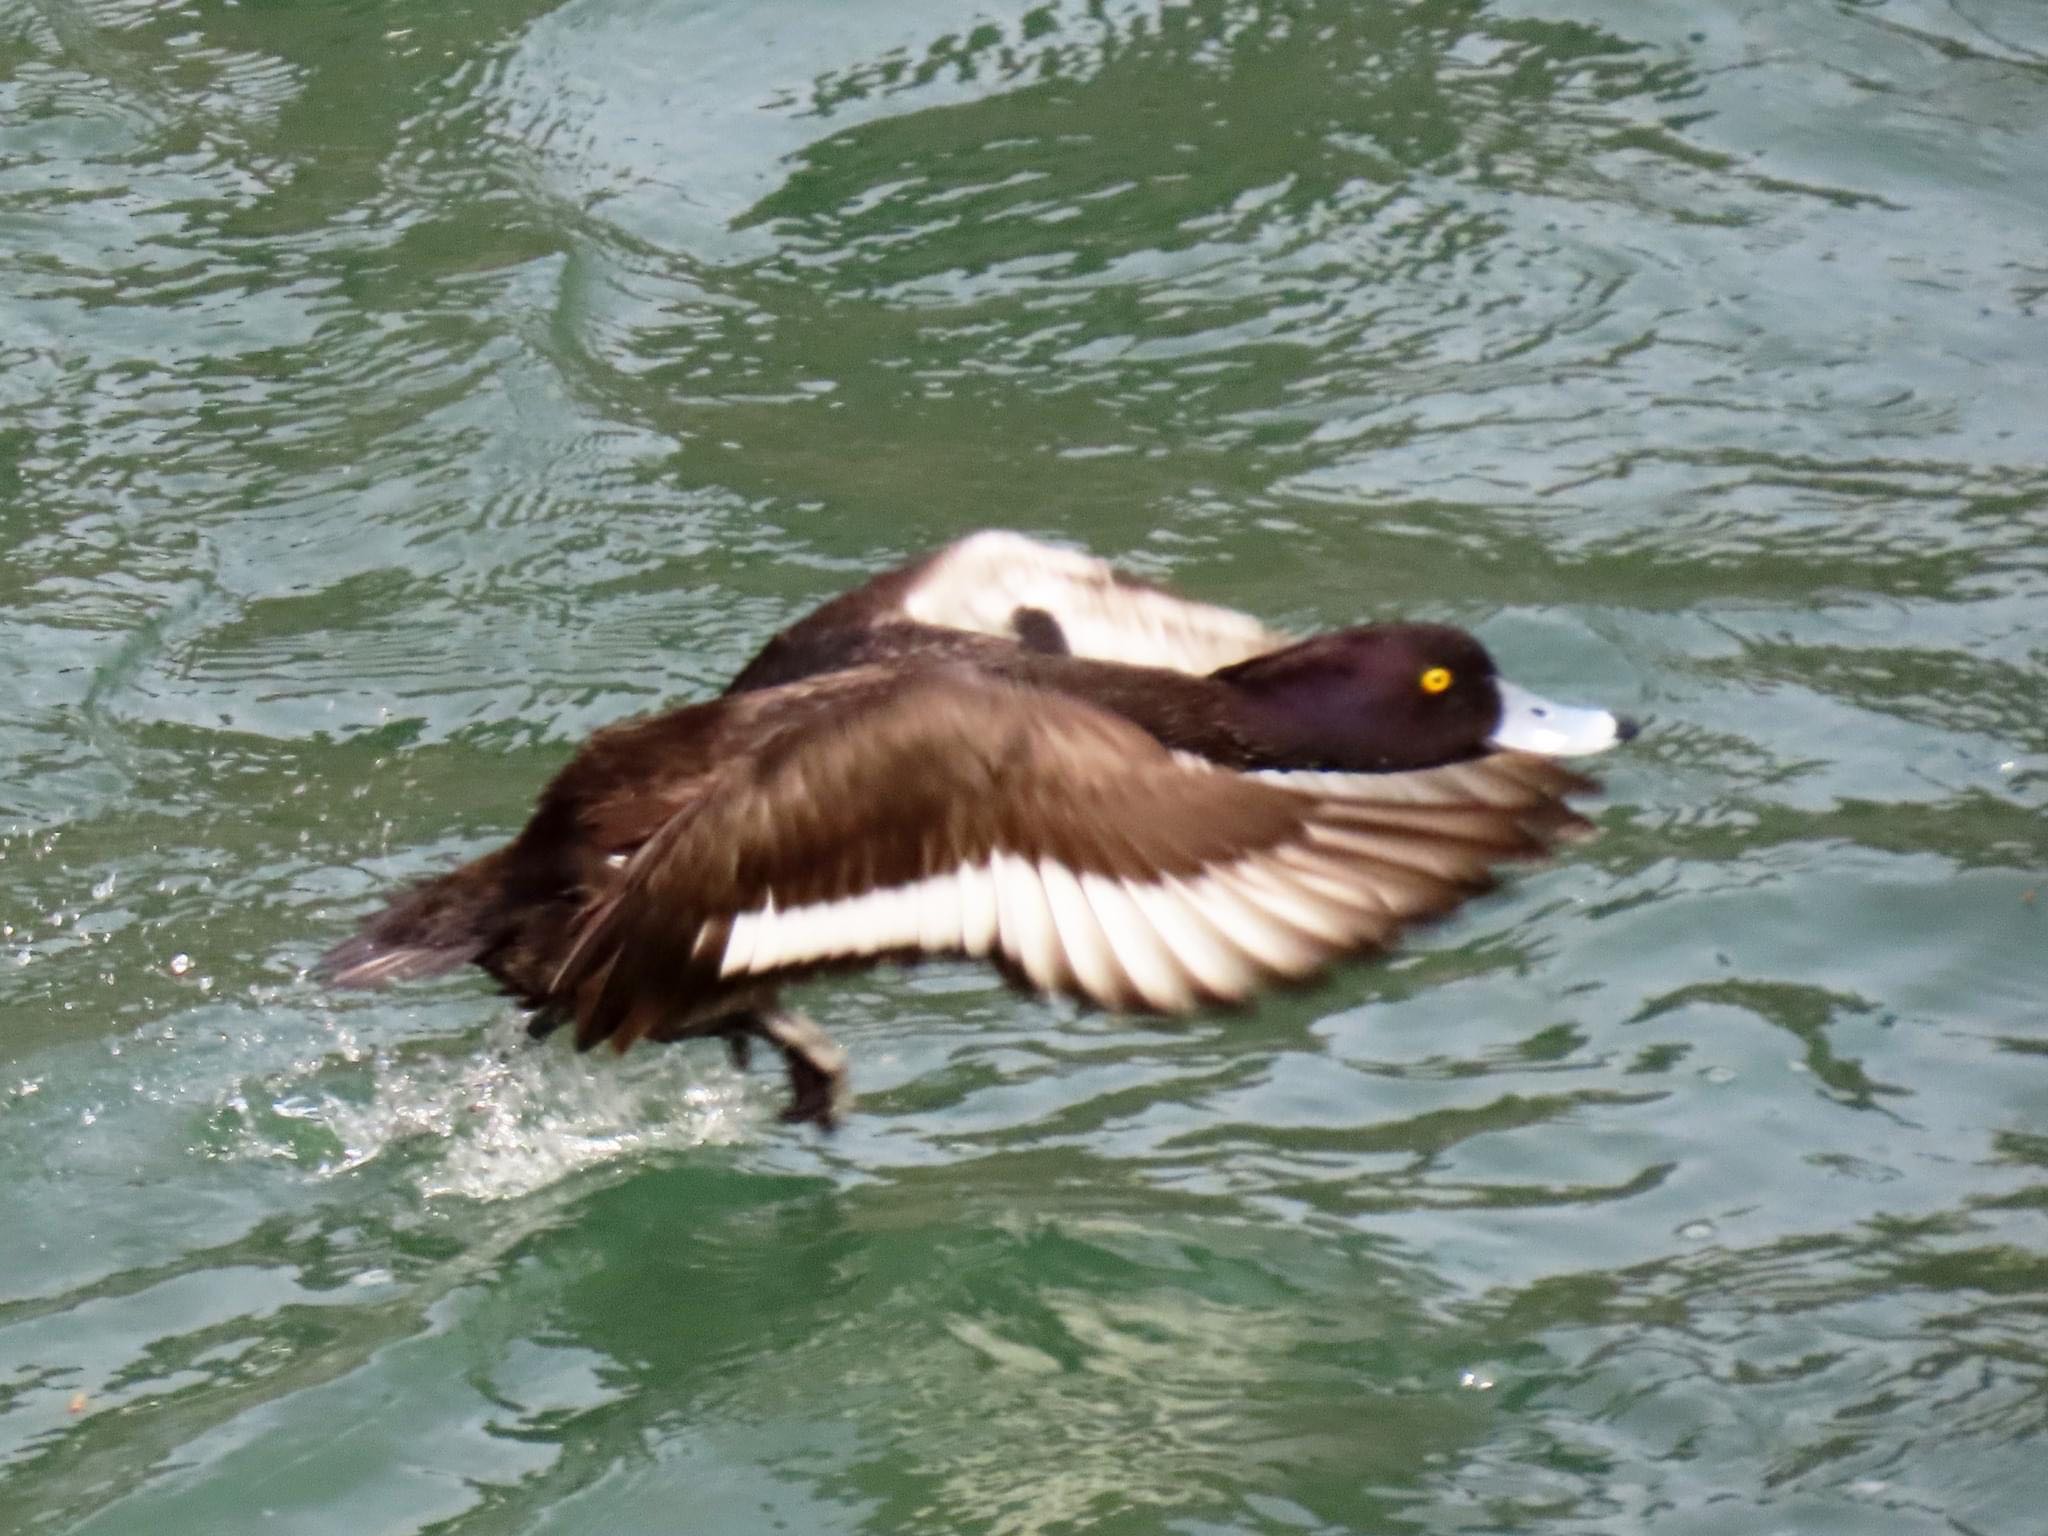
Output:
4,0,2045,1530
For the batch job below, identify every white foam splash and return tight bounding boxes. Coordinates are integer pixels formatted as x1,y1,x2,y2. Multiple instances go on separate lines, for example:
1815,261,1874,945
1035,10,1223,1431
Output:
235,1020,751,1201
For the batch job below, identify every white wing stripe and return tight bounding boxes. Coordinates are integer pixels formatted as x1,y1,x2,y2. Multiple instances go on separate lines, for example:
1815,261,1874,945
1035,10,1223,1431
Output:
1180,869,1324,976
917,869,962,952
1038,859,1127,1005
994,852,1067,991
1267,846,1404,931
1213,859,1355,948
1305,823,1482,884
1122,876,1262,1000
710,795,1527,999
959,862,999,956
715,842,1385,988
1080,873,1196,1012
723,893,767,974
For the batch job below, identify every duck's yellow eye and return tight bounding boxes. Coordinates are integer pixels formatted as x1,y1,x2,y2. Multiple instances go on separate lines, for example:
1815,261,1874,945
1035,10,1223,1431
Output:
1420,666,1454,695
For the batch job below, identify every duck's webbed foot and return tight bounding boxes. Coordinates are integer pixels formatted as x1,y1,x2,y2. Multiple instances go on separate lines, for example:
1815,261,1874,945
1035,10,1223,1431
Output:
746,1009,848,1130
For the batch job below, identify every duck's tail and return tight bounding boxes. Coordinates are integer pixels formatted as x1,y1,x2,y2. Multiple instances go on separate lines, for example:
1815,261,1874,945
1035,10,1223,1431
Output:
315,851,511,988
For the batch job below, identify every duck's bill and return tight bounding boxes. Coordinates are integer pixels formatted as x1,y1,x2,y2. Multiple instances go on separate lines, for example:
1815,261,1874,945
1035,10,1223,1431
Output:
1489,680,1637,757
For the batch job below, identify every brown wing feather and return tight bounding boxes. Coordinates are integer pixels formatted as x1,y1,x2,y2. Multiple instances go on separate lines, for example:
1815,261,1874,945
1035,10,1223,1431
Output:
553,671,1598,1052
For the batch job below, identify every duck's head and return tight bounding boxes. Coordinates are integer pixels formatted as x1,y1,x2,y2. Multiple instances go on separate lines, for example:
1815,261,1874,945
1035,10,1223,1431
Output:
1215,623,1635,771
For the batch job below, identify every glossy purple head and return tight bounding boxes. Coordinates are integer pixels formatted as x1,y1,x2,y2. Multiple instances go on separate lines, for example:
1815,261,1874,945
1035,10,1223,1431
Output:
1215,623,1633,771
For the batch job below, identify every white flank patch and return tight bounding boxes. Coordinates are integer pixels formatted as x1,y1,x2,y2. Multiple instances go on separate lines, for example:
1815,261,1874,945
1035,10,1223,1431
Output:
902,531,1287,675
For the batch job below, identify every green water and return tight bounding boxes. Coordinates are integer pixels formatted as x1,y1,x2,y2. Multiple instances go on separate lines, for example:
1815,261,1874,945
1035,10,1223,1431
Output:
3,0,2045,1530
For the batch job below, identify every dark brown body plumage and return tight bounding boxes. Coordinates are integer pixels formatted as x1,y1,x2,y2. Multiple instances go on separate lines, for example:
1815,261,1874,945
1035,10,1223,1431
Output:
320,531,1628,1127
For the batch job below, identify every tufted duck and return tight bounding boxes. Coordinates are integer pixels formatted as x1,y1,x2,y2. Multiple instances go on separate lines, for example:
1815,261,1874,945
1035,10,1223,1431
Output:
320,531,1636,1127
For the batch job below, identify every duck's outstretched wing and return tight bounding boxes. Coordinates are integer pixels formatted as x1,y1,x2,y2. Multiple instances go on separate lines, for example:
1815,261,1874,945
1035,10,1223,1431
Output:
552,670,1596,1053
729,532,1292,691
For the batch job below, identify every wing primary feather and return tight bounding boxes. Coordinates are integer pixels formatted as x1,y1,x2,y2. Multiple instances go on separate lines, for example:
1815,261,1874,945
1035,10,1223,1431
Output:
993,851,1070,992
958,861,1000,956
1210,858,1358,949
1037,858,1133,1008
916,870,964,953
1078,873,1197,1013
1305,823,1496,888
1120,876,1262,1001
1177,869,1326,977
